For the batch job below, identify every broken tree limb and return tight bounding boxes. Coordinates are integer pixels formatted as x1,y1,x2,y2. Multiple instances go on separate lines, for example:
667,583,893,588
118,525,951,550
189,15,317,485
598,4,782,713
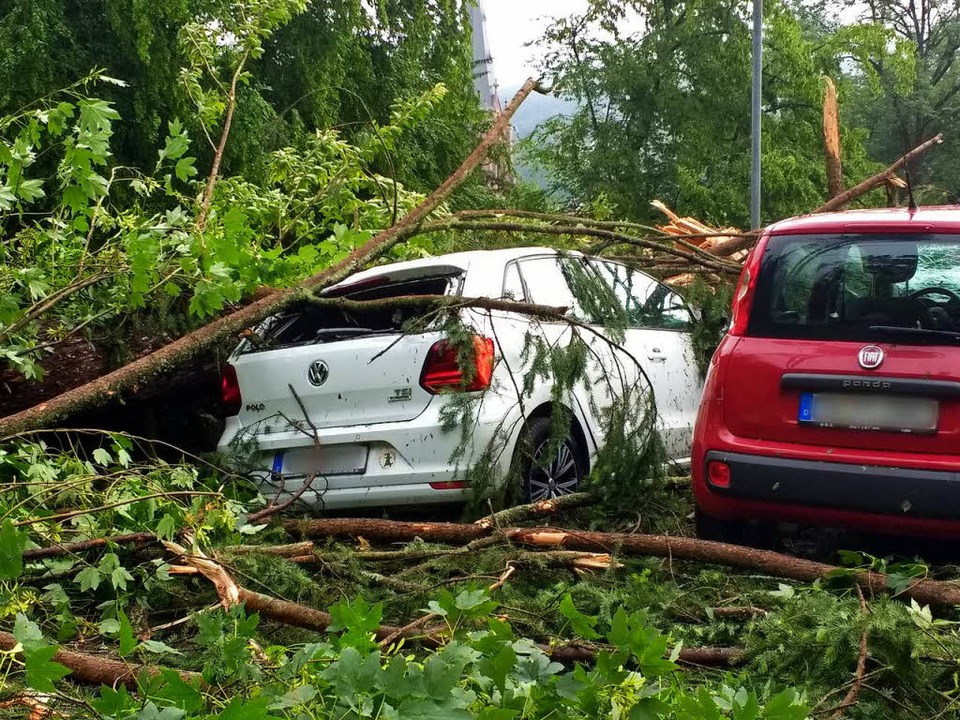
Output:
0,78,543,437
411,220,743,274
543,642,745,668
0,632,201,690
474,492,596,530
307,295,569,322
812,134,944,214
23,531,157,561
284,517,960,607
823,77,844,199
827,587,869,720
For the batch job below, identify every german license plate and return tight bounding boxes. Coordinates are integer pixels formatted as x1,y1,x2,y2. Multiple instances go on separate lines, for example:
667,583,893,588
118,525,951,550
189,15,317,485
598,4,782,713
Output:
798,392,938,434
272,444,369,477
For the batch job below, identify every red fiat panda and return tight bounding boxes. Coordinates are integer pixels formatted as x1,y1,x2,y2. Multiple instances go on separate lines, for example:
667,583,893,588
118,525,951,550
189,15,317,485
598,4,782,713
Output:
693,207,960,541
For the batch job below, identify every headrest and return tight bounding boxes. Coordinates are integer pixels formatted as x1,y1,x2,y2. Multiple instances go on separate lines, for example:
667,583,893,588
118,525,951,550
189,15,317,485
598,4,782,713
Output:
859,240,918,284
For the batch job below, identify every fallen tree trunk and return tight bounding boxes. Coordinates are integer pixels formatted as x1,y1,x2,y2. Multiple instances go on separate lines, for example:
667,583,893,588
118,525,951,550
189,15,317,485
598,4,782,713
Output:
23,531,157,561
0,79,543,437
812,134,943,215
285,517,960,607
0,632,201,690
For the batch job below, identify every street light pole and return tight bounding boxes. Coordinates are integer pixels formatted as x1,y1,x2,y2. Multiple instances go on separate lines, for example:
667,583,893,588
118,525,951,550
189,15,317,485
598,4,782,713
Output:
750,0,763,228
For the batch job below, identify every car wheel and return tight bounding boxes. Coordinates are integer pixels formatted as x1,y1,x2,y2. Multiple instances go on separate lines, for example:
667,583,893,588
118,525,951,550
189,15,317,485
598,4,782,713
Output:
516,416,586,503
694,507,746,544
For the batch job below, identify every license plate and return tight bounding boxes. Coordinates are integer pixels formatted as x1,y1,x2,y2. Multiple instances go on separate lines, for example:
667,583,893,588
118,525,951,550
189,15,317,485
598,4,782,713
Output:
798,392,938,434
272,444,369,477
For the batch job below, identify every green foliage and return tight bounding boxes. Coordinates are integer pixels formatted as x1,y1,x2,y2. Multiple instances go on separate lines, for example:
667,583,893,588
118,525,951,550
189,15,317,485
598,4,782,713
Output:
0,74,452,378
525,0,912,226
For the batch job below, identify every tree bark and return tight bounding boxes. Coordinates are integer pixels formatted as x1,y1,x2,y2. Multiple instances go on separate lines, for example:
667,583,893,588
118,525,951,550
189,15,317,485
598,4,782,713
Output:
0,632,201,690
0,79,543,437
284,517,960,607
812,134,943,214
823,77,844,199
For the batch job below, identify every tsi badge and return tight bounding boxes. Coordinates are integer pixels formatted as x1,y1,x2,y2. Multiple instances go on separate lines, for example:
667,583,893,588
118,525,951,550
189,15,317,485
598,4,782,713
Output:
307,360,329,387
858,345,885,370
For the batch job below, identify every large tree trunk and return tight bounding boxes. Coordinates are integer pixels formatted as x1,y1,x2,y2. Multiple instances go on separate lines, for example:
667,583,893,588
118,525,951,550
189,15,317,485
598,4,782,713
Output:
0,79,542,438
823,77,844,199
285,517,960,607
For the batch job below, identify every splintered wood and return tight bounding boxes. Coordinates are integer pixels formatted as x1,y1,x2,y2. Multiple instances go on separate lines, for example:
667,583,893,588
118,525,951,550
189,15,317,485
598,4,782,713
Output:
651,201,749,286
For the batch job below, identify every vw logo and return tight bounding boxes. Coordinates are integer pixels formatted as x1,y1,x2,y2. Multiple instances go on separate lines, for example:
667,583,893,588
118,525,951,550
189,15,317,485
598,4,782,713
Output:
858,345,885,370
307,360,329,386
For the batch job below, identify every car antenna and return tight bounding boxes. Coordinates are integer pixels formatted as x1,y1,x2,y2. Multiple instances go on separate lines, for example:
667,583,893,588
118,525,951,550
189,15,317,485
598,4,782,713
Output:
898,126,919,212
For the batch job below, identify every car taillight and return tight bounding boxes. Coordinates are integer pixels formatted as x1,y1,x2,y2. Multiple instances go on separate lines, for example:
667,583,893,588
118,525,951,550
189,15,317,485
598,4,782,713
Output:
728,234,769,336
221,364,242,416
420,336,495,394
707,460,731,488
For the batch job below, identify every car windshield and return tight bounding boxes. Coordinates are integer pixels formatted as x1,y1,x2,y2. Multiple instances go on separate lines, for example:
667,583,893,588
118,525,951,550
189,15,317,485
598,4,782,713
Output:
748,233,960,344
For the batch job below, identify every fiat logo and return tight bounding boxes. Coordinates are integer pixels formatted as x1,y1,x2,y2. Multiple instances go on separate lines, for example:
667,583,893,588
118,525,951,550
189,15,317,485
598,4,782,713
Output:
307,360,329,386
858,346,885,370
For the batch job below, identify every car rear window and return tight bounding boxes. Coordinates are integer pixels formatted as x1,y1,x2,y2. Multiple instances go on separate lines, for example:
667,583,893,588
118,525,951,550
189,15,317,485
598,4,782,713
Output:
244,273,461,352
749,233,960,344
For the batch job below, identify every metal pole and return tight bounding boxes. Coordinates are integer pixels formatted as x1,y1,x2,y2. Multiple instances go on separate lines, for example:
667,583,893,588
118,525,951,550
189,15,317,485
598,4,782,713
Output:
750,0,763,228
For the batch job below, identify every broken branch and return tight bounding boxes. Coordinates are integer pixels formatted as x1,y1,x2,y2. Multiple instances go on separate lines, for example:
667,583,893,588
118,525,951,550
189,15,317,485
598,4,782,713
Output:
813,134,944,214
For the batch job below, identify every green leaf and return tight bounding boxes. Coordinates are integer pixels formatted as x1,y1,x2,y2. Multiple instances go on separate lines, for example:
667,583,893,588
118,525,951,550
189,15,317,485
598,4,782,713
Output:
559,593,600,640
24,645,70,692
16,178,45,202
118,609,137,656
92,448,112,466
0,519,27,580
75,566,102,592
215,696,272,720
13,613,44,648
175,157,197,182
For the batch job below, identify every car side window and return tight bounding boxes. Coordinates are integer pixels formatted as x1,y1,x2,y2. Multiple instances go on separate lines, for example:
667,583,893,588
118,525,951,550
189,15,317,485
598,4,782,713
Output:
502,262,527,301
516,256,589,321
593,260,692,330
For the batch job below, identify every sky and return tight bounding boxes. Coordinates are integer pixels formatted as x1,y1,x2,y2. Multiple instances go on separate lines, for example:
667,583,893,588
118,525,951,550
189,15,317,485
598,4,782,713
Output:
482,0,589,91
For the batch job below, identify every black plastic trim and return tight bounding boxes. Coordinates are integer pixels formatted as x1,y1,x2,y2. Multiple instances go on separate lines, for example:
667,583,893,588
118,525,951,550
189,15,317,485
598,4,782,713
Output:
705,450,960,520
781,373,960,397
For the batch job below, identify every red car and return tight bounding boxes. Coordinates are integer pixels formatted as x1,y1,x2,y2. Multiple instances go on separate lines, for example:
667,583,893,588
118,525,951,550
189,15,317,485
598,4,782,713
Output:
693,206,960,541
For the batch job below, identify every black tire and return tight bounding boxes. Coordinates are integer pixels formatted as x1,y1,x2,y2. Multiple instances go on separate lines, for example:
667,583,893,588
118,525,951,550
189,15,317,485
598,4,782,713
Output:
694,507,746,544
513,416,586,504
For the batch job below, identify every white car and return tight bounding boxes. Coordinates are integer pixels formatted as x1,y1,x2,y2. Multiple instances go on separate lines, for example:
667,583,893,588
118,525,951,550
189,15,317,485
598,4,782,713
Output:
217,248,704,509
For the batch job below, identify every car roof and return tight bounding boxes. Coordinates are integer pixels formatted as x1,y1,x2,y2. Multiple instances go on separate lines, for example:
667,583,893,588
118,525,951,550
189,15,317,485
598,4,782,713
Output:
767,205,960,236
327,247,564,290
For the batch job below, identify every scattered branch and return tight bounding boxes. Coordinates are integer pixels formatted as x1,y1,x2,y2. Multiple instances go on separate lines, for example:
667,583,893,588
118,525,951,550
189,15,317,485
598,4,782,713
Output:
285,516,960,606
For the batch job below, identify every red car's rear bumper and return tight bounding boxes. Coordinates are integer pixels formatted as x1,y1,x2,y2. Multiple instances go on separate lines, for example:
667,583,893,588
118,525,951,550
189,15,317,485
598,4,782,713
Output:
693,416,960,539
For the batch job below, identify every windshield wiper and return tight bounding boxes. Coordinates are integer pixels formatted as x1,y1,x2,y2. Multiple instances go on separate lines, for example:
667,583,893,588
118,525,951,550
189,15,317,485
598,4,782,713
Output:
868,325,960,343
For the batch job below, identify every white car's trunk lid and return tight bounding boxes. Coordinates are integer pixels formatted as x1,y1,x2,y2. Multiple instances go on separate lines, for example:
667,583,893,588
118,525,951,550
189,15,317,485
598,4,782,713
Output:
229,269,463,434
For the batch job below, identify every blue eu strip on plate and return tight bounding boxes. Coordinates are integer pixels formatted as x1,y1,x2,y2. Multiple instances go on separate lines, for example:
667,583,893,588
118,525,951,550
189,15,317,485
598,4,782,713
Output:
798,392,814,422
272,452,284,475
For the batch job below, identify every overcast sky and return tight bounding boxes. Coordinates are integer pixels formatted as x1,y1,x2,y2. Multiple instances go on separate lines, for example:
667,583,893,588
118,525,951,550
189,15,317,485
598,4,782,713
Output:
482,0,588,90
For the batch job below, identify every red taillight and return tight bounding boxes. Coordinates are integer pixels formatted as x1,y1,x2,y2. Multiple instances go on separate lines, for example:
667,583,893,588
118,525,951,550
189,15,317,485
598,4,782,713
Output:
221,364,242,416
707,460,731,488
728,234,769,336
429,481,468,490
420,336,495,394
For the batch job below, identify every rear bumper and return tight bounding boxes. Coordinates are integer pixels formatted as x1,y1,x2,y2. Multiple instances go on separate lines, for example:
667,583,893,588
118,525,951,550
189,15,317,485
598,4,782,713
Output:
694,448,960,538
703,450,960,520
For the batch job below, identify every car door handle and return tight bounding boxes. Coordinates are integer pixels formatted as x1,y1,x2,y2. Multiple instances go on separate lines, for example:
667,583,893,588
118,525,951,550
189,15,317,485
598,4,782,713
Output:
647,349,667,362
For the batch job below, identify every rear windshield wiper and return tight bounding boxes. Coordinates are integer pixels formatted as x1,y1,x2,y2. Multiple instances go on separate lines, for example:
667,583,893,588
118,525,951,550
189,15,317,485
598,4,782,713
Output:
868,325,960,343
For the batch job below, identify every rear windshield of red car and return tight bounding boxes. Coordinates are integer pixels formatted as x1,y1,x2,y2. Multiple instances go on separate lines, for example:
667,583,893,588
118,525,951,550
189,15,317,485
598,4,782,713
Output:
748,233,960,344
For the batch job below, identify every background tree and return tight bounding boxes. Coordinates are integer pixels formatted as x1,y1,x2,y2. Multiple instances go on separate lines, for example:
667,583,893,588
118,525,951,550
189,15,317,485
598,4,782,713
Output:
846,0,960,200
524,0,914,226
